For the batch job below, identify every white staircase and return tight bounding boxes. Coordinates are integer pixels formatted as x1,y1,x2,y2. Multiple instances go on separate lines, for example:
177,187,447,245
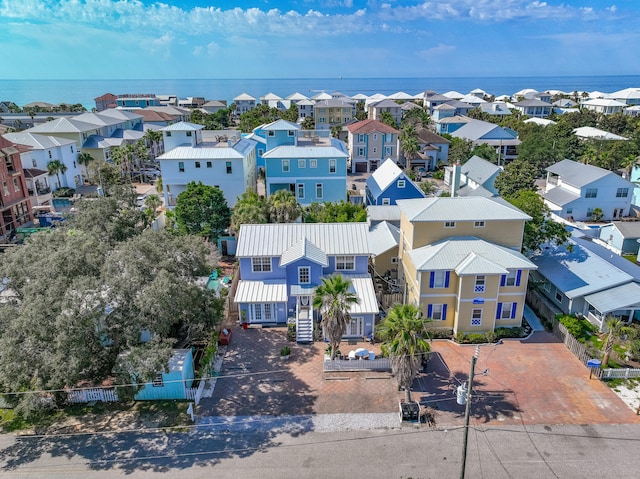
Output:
296,305,313,343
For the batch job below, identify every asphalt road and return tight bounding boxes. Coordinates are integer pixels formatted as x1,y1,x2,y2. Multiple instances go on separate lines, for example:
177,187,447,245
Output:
1,423,639,478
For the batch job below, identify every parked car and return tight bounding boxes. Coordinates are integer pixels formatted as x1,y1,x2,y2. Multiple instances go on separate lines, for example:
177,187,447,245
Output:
415,167,428,179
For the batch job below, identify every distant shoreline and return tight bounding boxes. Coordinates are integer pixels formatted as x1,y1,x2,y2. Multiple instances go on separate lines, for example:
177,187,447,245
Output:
2,75,639,110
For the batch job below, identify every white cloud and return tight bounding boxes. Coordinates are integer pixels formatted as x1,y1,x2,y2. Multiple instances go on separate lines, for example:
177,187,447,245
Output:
418,44,456,58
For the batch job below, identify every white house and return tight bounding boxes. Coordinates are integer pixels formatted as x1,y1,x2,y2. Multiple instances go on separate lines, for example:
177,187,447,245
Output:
157,122,257,208
582,98,628,115
233,93,257,116
543,159,634,222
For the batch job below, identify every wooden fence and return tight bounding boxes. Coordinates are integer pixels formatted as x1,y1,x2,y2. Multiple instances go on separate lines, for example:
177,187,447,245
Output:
376,292,403,311
551,319,596,366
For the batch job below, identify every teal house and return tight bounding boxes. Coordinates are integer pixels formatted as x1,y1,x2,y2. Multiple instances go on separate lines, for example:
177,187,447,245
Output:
135,349,195,401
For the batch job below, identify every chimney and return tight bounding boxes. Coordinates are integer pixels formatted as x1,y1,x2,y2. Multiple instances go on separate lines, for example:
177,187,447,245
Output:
450,160,461,197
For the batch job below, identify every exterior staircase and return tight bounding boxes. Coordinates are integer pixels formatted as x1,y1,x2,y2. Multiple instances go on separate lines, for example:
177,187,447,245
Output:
296,305,314,343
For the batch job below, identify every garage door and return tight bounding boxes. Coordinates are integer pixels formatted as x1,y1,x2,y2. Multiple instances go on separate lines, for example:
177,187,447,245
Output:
355,162,368,172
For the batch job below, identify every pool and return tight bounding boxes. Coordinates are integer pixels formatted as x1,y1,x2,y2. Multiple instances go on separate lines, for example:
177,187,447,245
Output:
52,198,73,210
206,275,231,293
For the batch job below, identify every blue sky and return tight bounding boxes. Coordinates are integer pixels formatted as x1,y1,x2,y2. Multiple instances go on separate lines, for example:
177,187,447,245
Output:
0,0,638,79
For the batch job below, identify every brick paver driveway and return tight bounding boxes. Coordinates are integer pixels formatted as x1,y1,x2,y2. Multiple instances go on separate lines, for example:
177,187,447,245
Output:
414,331,640,426
198,327,399,416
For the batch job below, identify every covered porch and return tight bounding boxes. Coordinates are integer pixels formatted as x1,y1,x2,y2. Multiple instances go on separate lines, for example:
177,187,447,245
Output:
584,282,640,331
234,279,288,324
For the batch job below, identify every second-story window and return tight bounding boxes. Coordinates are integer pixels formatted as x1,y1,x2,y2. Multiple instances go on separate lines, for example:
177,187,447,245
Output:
335,255,355,270
616,188,629,198
252,257,271,272
297,183,305,199
282,160,290,172
178,162,185,173
186,131,192,137
298,266,310,284
206,161,212,168
585,188,598,198
445,221,456,228
195,161,201,168
226,161,232,174
329,159,336,173
298,159,306,168
474,275,486,293
310,159,317,168
474,221,485,228
397,180,405,188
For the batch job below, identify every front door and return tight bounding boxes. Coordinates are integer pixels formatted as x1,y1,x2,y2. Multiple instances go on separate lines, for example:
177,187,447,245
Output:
345,317,363,337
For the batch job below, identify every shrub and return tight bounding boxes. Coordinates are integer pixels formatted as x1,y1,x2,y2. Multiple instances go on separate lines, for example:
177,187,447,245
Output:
280,346,291,356
466,333,487,344
426,328,454,339
456,331,466,343
558,315,597,341
287,324,296,341
53,187,76,198
485,331,497,343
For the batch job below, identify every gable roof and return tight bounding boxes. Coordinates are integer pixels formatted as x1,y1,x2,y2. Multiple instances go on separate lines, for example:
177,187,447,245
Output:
3,132,76,150
366,158,422,200
546,159,624,187
233,93,256,101
574,126,628,141
28,117,100,134
346,119,399,134
236,223,370,257
368,221,400,256
280,238,328,267
396,196,530,222
262,119,300,131
451,119,518,142
161,121,204,132
416,128,450,144
408,236,536,272
369,99,400,108
461,155,501,185
156,138,256,160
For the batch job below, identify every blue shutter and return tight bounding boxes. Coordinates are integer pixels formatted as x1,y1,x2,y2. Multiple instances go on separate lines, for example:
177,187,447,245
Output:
429,272,435,288
511,303,518,319
427,304,433,318
516,270,522,286
442,304,447,321
496,303,502,320
444,271,450,288
500,275,506,287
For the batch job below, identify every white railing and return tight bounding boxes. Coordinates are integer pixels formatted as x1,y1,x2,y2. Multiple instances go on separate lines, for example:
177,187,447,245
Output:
601,368,640,379
194,379,206,405
323,358,391,372
67,388,118,404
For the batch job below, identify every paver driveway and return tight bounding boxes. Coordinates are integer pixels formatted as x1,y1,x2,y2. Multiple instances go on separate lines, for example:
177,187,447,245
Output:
199,328,640,427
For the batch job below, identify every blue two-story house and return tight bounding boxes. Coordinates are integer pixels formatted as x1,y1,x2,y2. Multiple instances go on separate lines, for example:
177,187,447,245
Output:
366,158,425,205
234,223,378,343
261,120,348,205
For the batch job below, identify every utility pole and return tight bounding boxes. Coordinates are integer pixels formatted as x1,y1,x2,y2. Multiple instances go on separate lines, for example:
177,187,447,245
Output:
460,346,479,479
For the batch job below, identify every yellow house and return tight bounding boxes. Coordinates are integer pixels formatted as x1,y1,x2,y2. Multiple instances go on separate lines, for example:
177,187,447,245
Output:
396,197,537,334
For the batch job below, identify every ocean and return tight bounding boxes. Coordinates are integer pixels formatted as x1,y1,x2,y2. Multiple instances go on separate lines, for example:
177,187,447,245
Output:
1,76,639,110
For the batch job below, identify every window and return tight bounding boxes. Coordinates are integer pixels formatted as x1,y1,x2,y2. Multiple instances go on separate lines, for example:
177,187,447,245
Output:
186,131,192,137
430,304,445,320
586,208,593,218
566,207,573,214
385,147,392,156
178,162,185,172
372,147,377,154
299,266,310,284
357,134,364,142
2,181,8,196
70,145,74,153
298,159,306,168
474,221,485,228
252,257,271,272
357,147,365,156
288,130,295,137
336,255,355,270
431,271,449,288
397,180,406,188
445,221,456,228
616,188,629,198
498,302,515,319
585,188,598,198
555,291,563,302
166,131,172,137
226,161,232,174
32,159,37,168
316,183,323,199
329,159,336,173
258,149,264,156
391,257,399,264
268,130,275,136
297,183,304,199
48,150,52,159
206,161,212,168
382,198,391,205
13,178,20,192
502,270,519,287
152,374,164,387
373,134,377,140
282,160,290,172
195,161,201,168
474,275,485,293
471,309,482,326
310,159,317,168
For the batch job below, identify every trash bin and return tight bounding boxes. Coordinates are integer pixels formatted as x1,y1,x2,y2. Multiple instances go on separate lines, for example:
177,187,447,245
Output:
399,401,420,422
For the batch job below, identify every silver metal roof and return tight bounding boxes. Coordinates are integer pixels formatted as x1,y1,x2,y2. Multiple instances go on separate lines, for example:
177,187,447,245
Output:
262,145,348,159
343,274,379,315
234,280,288,303
584,282,640,313
546,159,612,188
368,221,400,256
280,238,328,267
262,119,300,131
461,155,501,186
396,197,531,222
408,236,536,272
366,205,402,223
236,223,370,257
542,187,581,207
4,132,76,149
161,121,204,131
157,138,255,160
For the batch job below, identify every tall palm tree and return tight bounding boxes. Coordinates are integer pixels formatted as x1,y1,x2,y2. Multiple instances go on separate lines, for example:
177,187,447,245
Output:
47,159,68,189
400,124,420,169
144,129,164,159
77,152,95,183
602,317,633,367
110,143,135,182
231,190,268,233
313,275,359,360
377,304,431,402
267,189,301,223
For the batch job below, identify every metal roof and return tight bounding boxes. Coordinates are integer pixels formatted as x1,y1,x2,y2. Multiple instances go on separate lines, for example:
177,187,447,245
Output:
262,119,300,131
236,223,370,257
368,221,400,256
530,238,633,299
234,280,288,303
4,132,76,149
280,238,328,267
461,155,501,186
396,197,530,222
366,205,401,223
234,93,256,101
542,187,581,207
343,274,379,315
408,236,535,272
157,138,255,160
28,117,100,133
451,120,517,142
546,159,616,187
161,121,204,132
366,158,404,198
261,145,348,159
574,127,628,141
584,282,640,313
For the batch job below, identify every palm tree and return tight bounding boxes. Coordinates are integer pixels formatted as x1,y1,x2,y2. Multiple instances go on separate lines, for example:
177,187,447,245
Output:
110,143,135,182
47,159,68,189
231,190,268,233
144,129,164,159
602,317,633,367
313,275,359,360
400,125,420,169
267,189,301,223
377,304,431,402
144,194,162,211
77,152,95,183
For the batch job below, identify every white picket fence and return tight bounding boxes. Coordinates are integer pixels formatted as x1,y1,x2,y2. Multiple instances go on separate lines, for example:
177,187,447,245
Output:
323,357,391,372
185,379,206,405
67,388,119,404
